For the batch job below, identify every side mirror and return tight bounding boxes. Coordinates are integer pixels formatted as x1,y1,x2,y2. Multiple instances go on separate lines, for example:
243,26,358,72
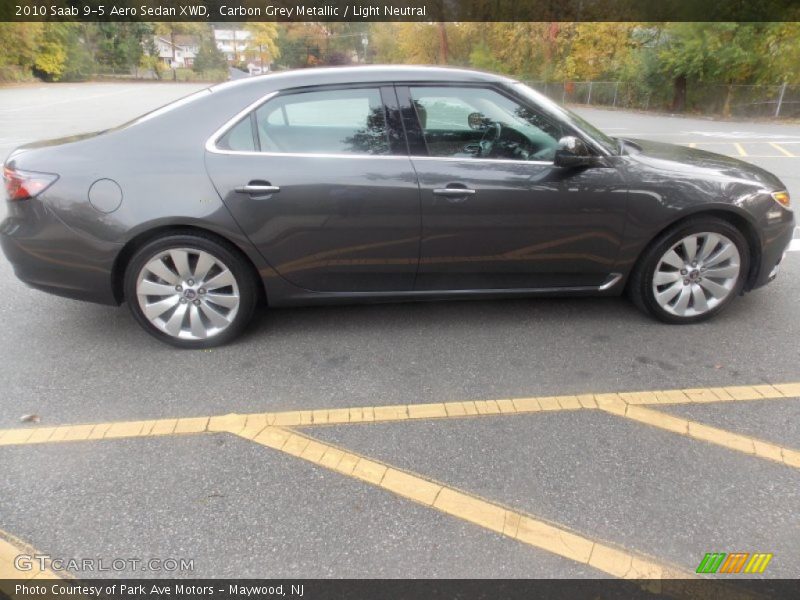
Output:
554,136,601,168
468,112,488,130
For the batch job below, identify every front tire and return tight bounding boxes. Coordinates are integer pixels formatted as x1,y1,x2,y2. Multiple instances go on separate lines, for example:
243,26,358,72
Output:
124,233,258,348
628,217,750,323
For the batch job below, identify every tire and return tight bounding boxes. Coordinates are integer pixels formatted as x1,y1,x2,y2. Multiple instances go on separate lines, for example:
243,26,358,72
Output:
627,216,750,324
124,233,258,348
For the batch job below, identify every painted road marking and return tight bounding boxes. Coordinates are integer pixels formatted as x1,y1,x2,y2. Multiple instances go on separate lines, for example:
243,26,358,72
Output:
595,400,800,468
677,141,800,157
0,530,62,581
241,425,690,581
688,131,800,140
3,382,799,443
1,381,798,584
0,382,797,472
769,142,796,157
0,382,798,439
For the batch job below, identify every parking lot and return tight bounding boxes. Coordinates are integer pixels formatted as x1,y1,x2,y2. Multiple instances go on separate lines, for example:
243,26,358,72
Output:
0,82,799,583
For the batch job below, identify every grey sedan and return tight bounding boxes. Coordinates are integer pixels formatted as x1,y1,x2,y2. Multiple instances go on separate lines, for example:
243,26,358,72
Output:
1,66,795,348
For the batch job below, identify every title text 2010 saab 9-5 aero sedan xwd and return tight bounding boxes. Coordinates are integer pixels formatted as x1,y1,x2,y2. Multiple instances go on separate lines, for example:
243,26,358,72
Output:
1,67,795,348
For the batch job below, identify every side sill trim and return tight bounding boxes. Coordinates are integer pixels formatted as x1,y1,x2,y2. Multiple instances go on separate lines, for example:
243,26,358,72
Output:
598,272,623,291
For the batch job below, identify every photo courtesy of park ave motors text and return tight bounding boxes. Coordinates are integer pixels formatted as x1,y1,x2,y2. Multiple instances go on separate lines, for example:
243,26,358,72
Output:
1,0,800,596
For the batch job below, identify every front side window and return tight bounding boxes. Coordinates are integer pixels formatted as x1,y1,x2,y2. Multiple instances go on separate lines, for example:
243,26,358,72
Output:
409,86,566,162
253,88,389,155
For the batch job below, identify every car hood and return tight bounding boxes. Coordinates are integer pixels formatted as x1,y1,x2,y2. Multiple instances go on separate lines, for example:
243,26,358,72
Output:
622,138,785,191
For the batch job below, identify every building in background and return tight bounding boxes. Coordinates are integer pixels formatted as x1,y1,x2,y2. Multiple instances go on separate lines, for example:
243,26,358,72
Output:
152,35,199,68
213,28,251,64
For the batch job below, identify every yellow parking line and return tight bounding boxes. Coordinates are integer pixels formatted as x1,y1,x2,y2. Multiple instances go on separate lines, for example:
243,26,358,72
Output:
598,401,800,469
733,143,748,156
242,426,690,581
0,529,63,581
769,142,795,157
0,382,798,446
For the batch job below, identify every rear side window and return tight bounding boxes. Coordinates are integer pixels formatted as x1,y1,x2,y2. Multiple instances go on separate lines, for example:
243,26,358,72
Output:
217,117,256,152
254,88,389,155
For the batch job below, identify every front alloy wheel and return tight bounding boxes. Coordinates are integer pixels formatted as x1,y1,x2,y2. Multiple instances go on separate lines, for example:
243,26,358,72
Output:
628,216,750,323
125,234,257,348
652,232,741,317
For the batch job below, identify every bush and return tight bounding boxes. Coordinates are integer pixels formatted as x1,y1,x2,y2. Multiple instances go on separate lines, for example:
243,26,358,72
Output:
175,68,227,82
0,65,36,82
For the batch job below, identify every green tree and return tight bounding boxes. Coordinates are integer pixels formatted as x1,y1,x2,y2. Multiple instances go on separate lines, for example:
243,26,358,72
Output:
140,35,164,80
0,23,43,72
193,36,227,73
245,22,280,68
153,23,204,80
33,23,93,81
95,23,150,73
658,23,764,114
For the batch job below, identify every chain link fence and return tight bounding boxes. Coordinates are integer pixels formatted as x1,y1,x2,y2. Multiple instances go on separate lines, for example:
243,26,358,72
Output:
527,81,800,119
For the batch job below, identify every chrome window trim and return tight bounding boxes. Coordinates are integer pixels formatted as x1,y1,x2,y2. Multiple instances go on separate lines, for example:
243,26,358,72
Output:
411,156,554,166
206,88,554,166
206,91,277,155
206,89,403,160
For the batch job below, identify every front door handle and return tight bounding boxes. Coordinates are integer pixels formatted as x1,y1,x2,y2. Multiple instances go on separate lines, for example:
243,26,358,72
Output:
433,187,476,196
433,187,476,205
235,183,281,196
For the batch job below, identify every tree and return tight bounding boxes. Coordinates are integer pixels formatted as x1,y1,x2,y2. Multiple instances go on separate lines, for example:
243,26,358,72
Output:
193,36,227,73
245,22,280,69
95,23,150,74
140,35,164,80
658,23,764,114
33,23,93,81
560,23,639,81
153,23,204,80
0,23,44,72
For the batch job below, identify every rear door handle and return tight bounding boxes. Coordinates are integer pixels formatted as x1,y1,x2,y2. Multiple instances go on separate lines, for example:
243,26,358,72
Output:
235,183,281,195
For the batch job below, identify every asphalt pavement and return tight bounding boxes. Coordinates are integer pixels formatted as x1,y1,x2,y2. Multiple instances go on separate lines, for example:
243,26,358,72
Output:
0,82,798,583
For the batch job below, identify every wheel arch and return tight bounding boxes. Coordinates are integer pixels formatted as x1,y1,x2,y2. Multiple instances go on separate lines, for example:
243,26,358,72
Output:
628,207,762,292
111,224,266,305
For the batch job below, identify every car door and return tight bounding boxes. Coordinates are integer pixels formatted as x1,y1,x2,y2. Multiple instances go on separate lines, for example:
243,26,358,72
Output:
205,85,421,293
397,84,628,291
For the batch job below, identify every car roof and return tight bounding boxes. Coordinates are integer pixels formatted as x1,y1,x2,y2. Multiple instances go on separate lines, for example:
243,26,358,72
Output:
211,65,518,94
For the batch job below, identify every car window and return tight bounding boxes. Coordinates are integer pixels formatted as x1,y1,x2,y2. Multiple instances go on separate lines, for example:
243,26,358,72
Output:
217,116,256,152
254,88,389,155
409,86,565,162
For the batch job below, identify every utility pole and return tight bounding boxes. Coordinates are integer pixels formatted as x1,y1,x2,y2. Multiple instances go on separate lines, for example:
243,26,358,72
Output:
775,81,787,118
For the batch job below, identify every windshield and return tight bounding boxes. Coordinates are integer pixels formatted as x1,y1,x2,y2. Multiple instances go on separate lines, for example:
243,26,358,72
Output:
513,82,618,155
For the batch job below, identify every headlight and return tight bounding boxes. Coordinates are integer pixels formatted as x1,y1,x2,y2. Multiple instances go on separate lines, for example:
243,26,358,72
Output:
771,190,791,209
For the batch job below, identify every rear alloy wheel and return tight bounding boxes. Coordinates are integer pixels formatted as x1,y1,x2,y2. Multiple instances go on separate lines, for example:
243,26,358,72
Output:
125,234,257,348
629,217,750,323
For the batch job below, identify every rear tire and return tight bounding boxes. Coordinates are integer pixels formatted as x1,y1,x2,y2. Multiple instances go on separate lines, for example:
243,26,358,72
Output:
124,233,258,348
628,216,750,324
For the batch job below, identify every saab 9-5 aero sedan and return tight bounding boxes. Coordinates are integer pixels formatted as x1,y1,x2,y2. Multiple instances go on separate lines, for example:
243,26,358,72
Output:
1,67,795,348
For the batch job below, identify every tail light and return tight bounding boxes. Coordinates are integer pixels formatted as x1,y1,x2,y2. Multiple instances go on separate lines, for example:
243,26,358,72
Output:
3,166,58,201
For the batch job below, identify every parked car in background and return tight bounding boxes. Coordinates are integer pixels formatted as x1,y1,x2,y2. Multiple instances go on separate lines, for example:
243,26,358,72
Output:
1,66,794,347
